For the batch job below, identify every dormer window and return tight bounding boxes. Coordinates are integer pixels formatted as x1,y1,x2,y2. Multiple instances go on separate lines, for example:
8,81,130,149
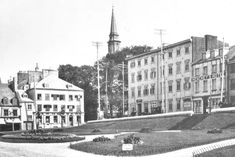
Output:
66,84,73,88
22,94,28,98
43,83,49,88
11,98,18,105
2,97,8,104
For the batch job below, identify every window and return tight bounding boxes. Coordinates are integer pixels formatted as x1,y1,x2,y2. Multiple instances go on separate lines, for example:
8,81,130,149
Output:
185,60,190,72
168,51,172,58
46,116,50,123
195,68,199,76
144,58,148,65
230,63,235,73
27,115,33,121
176,99,181,111
212,64,217,73
62,116,66,124
54,116,58,123
53,105,58,111
138,60,141,66
69,95,73,101
68,105,74,112
37,94,42,100
137,71,142,81
130,62,135,68
168,99,173,112
231,79,235,90
176,79,181,91
203,66,208,75
143,85,149,96
203,80,208,92
28,104,32,110
37,104,42,111
151,56,155,63
75,95,81,101
184,77,191,90
11,98,18,105
150,84,155,95
150,68,156,79
131,73,135,83
177,49,181,56
61,105,65,111
168,64,173,75
2,97,8,104
137,86,141,97
144,103,148,113
13,110,17,116
176,62,181,74
212,79,216,91
44,105,52,111
45,94,50,101
59,95,65,101
4,109,8,116
144,70,148,80
185,47,189,54
195,81,199,93
51,94,57,101
160,82,162,94
131,88,135,98
168,81,173,93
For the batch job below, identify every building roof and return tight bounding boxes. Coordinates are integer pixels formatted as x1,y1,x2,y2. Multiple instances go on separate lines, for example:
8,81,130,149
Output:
16,90,33,103
31,75,83,91
126,39,191,61
0,83,15,99
109,7,118,37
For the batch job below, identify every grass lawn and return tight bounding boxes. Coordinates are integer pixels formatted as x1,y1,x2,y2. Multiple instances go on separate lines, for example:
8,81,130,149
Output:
70,130,235,156
198,145,235,157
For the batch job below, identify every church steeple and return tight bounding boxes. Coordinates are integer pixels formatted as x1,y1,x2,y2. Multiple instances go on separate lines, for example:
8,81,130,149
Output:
108,7,121,54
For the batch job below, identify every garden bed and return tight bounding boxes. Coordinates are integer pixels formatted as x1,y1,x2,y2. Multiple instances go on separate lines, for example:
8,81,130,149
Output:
0,129,85,143
70,130,235,156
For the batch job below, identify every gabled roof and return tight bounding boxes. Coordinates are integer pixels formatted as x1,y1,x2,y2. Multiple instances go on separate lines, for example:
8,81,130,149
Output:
16,90,33,103
32,75,83,91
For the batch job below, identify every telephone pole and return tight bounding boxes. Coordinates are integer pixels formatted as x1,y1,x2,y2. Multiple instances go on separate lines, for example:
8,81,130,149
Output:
93,42,102,120
155,29,166,113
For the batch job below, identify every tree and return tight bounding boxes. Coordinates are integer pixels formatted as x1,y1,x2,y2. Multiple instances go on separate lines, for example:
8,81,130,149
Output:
58,64,98,121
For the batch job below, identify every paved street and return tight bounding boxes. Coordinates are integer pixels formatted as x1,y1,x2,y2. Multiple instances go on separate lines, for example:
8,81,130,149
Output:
1,133,235,157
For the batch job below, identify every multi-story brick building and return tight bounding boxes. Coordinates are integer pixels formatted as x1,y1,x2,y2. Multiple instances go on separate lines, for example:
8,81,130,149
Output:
127,35,228,115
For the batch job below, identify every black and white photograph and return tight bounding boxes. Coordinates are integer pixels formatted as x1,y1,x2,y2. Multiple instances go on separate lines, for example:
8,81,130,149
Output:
0,0,235,156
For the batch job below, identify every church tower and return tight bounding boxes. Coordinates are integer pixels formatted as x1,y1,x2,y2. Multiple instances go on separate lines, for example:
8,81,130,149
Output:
108,7,121,54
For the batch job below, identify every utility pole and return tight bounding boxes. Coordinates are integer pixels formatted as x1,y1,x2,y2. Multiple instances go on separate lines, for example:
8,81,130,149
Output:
220,38,225,102
93,42,102,120
155,29,166,113
122,61,125,115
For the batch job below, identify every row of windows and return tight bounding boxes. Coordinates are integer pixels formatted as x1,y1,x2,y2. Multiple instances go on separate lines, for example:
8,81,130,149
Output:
130,56,156,68
1,97,18,105
3,109,18,116
37,93,81,101
39,115,80,124
160,60,190,77
131,69,156,83
194,63,222,76
162,78,191,93
194,78,222,93
167,98,182,112
37,104,76,112
129,47,190,69
131,84,156,98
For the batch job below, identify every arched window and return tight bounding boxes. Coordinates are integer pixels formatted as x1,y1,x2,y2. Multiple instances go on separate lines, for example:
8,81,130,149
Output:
11,98,18,105
2,97,8,104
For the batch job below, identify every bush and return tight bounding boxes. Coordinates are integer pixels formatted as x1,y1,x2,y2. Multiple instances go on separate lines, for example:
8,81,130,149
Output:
123,134,141,144
93,136,111,142
139,127,152,133
92,128,101,133
207,128,223,134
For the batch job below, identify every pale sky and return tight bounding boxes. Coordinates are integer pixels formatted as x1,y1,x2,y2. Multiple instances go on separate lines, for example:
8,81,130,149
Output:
1,0,235,82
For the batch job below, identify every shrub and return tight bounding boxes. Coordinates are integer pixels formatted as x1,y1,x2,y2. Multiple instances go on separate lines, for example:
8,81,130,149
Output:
93,136,111,142
92,128,101,133
139,127,152,133
123,134,141,144
207,128,223,134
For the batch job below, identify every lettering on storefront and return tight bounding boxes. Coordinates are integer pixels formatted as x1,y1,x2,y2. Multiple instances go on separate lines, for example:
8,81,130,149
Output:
191,72,225,81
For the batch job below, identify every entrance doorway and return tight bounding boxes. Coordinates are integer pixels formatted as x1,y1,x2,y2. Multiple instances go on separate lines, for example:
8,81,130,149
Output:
69,115,73,126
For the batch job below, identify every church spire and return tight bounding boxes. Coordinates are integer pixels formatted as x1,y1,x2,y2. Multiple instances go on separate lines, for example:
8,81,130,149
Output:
108,7,121,54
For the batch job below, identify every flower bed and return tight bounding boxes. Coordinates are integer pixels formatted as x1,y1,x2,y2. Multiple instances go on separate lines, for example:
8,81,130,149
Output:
1,131,85,143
